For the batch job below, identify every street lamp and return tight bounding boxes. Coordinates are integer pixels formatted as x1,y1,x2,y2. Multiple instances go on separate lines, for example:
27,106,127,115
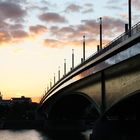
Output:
99,17,102,50
83,35,86,61
128,0,131,31
64,59,66,76
72,49,74,70
58,66,60,81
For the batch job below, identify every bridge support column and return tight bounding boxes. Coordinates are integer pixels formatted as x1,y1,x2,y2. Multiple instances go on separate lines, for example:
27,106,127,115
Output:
101,71,106,113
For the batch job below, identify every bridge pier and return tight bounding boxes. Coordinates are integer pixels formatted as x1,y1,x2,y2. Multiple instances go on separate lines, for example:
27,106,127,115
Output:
101,71,106,113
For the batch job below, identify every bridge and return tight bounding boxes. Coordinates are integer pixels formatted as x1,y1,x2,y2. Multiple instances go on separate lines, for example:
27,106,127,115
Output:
39,21,140,136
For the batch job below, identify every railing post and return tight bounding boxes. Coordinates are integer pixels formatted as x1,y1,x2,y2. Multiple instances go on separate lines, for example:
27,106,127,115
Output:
47,85,49,92
50,79,52,88
54,73,56,85
97,45,100,52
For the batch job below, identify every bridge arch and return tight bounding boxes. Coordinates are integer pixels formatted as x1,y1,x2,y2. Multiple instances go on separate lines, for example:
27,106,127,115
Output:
104,90,140,120
45,92,100,121
92,91,140,140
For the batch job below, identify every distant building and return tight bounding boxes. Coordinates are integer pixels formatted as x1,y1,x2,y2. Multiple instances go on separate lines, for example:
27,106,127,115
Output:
0,92,12,106
0,99,12,106
0,93,32,106
11,96,32,104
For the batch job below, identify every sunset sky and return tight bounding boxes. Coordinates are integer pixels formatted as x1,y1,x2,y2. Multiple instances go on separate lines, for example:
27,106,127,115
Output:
0,0,140,102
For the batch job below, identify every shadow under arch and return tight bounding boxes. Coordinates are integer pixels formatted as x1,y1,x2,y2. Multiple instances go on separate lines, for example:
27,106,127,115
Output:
91,90,140,140
47,91,100,121
104,90,140,120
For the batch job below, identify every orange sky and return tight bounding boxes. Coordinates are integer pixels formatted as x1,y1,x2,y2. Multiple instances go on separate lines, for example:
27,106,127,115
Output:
0,0,139,102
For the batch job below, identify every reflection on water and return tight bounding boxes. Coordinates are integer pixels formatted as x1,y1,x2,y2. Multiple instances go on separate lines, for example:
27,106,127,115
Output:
0,130,45,140
0,129,90,140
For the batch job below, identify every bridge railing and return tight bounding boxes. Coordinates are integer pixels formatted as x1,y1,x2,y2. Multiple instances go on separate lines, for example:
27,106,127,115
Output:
40,21,140,104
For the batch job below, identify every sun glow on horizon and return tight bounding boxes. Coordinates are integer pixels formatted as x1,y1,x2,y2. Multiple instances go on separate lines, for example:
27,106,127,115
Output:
0,0,139,101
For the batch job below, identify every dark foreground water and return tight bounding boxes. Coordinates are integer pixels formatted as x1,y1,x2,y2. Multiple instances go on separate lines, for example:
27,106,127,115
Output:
0,129,92,140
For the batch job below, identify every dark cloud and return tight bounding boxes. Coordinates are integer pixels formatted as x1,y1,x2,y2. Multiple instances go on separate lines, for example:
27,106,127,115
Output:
65,4,82,13
29,25,47,34
11,30,28,38
102,16,125,35
39,12,67,23
0,20,27,44
9,24,24,30
0,1,26,22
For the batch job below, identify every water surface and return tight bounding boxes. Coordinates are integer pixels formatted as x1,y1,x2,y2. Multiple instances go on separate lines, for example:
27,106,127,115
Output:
0,129,91,140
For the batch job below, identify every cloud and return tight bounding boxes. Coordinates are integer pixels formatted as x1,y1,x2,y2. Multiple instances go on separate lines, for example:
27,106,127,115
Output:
81,16,125,38
47,16,125,49
65,4,82,13
105,5,122,10
0,19,29,44
65,3,94,14
0,1,26,22
39,12,67,23
107,0,121,4
3,0,27,4
105,0,123,10
43,37,110,50
82,3,94,13
82,8,94,14
29,25,47,34
102,16,125,35
0,32,11,44
11,30,28,38
44,39,64,48
9,24,24,30
133,0,140,10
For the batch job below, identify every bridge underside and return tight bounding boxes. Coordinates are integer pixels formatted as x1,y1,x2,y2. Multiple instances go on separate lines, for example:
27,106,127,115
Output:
41,92,100,132
92,90,140,140
43,92,99,119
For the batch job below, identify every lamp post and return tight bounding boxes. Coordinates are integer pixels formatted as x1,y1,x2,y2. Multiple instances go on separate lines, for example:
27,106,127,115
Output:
72,49,74,70
83,35,85,61
99,17,102,50
128,0,131,30
64,59,66,76
58,66,60,81
128,0,131,36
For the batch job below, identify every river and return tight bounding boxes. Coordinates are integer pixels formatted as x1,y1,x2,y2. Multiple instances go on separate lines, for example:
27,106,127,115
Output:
0,129,92,140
